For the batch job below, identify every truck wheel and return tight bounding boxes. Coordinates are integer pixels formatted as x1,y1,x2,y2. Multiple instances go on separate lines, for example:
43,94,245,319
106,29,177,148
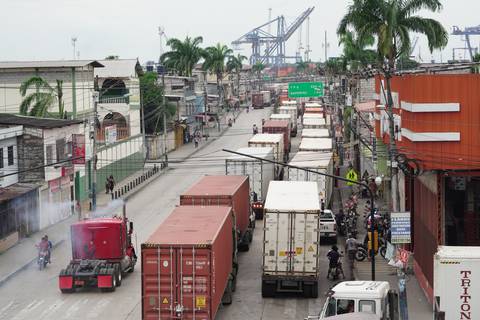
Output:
221,279,233,305
114,264,122,287
101,268,116,292
128,263,135,273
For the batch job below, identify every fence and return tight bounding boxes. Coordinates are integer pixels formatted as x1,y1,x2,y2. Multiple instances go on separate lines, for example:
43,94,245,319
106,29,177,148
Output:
110,165,163,200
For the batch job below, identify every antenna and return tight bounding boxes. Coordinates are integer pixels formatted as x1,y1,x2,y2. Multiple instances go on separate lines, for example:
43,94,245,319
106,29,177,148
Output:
71,37,77,60
158,26,166,63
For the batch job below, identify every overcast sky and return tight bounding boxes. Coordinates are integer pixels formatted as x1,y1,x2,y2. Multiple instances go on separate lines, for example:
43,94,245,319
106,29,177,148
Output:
1,0,479,64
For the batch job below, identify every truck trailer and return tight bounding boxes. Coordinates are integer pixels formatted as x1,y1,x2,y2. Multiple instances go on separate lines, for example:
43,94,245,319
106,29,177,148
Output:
141,206,236,320
262,120,291,160
301,128,330,139
225,147,275,220
252,93,264,109
434,246,480,320
303,117,327,129
299,138,333,152
179,175,253,251
270,113,297,137
248,134,285,180
262,181,321,298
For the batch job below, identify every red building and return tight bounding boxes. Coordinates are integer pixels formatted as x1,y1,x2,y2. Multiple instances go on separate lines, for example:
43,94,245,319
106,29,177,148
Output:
374,73,480,302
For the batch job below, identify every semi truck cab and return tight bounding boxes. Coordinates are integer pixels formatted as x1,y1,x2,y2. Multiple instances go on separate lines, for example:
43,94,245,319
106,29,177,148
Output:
310,281,398,319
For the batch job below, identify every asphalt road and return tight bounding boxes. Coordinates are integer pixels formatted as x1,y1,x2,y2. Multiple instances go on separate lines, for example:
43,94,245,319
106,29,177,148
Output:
0,107,341,320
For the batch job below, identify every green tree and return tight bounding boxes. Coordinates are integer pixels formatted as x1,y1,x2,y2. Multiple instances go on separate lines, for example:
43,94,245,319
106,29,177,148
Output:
105,55,119,60
339,31,377,70
226,54,247,98
19,77,66,118
161,36,204,77
252,62,266,89
203,43,233,106
140,72,176,134
472,53,480,73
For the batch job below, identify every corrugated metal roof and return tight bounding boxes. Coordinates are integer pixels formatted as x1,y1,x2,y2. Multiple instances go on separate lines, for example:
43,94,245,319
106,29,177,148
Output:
0,114,83,128
94,59,142,78
0,60,103,69
0,183,39,203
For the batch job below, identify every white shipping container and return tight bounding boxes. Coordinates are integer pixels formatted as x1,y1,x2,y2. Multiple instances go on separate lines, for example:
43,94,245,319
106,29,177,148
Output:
263,181,320,277
261,91,271,104
434,246,480,320
287,152,333,203
303,113,324,119
303,117,326,129
279,106,298,125
305,102,322,108
299,138,332,152
301,128,330,138
281,101,297,106
270,113,293,129
248,134,284,165
225,147,274,202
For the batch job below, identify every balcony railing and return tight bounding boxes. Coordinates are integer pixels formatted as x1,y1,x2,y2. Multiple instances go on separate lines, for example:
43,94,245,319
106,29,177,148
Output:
99,96,130,104
96,127,130,143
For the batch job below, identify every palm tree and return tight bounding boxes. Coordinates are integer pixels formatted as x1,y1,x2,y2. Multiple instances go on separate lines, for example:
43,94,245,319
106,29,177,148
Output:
252,62,265,90
338,0,448,210
339,31,377,70
160,36,204,77
226,54,247,98
203,43,233,106
19,77,66,118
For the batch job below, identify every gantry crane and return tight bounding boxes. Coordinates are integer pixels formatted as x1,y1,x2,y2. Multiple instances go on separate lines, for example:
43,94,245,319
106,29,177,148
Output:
232,7,315,66
452,25,480,61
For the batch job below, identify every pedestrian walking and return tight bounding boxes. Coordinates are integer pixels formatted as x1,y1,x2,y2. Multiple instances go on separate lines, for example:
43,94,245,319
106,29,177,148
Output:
345,234,358,280
194,136,199,148
108,175,115,193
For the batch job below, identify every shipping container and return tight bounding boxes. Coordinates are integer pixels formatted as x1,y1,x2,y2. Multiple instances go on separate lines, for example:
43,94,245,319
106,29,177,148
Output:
303,113,325,119
252,93,264,109
248,134,284,180
261,90,271,106
262,181,321,298
434,246,480,320
305,102,322,108
301,128,330,138
141,206,235,320
304,107,325,117
262,120,291,160
179,175,253,250
299,138,333,152
279,105,298,119
270,113,296,137
303,117,326,129
287,151,334,206
226,147,275,219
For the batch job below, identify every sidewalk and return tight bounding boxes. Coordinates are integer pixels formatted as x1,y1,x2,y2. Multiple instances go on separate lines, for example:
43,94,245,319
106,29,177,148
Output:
332,164,432,319
0,110,242,287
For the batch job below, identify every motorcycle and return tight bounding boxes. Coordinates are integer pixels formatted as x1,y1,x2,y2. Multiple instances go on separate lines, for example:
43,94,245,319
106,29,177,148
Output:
354,241,387,262
37,249,48,270
327,261,345,281
228,119,233,127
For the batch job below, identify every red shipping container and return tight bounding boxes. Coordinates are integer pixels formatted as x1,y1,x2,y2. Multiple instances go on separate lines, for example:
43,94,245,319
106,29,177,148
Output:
142,206,234,320
262,120,291,157
252,93,264,109
179,176,251,246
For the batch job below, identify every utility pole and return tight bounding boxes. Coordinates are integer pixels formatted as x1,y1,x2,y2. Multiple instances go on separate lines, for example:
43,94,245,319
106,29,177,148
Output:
203,72,209,136
324,31,328,62
161,71,168,167
71,37,77,60
91,76,99,211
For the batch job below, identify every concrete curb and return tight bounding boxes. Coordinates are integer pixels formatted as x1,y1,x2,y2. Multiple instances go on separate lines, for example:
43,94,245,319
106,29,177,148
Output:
0,239,65,288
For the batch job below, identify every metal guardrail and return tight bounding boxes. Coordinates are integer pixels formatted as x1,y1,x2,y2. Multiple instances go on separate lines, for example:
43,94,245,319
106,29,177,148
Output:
110,165,163,200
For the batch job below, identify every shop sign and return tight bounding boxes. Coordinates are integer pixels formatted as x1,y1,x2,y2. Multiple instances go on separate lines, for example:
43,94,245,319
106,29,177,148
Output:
391,211,411,244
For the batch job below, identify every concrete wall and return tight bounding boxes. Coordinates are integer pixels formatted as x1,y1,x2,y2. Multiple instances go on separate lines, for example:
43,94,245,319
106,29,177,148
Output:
146,131,176,160
0,67,94,115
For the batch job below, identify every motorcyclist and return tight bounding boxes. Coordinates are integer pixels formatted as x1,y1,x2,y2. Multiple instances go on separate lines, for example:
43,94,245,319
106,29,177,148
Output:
37,236,50,263
252,124,258,134
327,245,341,278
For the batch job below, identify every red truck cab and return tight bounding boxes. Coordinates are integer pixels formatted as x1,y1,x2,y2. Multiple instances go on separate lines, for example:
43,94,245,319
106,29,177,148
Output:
59,215,136,293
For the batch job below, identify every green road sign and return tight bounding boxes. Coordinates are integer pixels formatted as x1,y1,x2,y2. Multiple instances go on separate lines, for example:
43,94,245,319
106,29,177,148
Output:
346,169,358,186
288,82,324,98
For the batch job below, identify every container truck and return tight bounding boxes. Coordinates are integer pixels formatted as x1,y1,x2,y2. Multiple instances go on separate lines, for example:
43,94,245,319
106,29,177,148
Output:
304,113,325,119
141,206,236,320
248,134,285,180
299,138,333,152
261,90,272,107
303,117,327,129
270,113,296,137
252,92,264,109
310,281,399,319
58,206,137,293
179,175,253,251
279,105,298,120
287,151,334,206
226,147,275,220
302,128,330,138
434,246,480,320
262,181,321,298
262,120,291,160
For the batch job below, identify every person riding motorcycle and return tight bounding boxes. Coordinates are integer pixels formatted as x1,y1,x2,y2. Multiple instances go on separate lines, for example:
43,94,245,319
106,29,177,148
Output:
252,124,258,134
36,236,51,265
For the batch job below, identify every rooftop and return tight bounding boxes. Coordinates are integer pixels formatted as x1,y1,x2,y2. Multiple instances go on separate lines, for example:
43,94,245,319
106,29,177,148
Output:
0,183,39,203
0,114,83,129
0,60,103,69
95,59,142,78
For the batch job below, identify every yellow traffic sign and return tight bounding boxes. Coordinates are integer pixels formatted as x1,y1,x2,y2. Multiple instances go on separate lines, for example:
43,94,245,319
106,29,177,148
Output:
346,169,358,186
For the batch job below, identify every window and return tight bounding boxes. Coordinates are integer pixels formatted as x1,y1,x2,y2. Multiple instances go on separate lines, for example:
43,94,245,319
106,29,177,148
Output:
325,298,337,317
56,139,65,161
46,145,54,165
337,299,355,315
359,300,376,314
0,148,3,169
7,146,14,166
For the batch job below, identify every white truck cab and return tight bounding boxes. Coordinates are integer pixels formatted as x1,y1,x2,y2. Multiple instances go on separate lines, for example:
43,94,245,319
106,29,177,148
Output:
314,281,398,319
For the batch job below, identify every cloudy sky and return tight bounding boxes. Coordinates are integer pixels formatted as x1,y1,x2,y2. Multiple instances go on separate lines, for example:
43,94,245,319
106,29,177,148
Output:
1,0,479,63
